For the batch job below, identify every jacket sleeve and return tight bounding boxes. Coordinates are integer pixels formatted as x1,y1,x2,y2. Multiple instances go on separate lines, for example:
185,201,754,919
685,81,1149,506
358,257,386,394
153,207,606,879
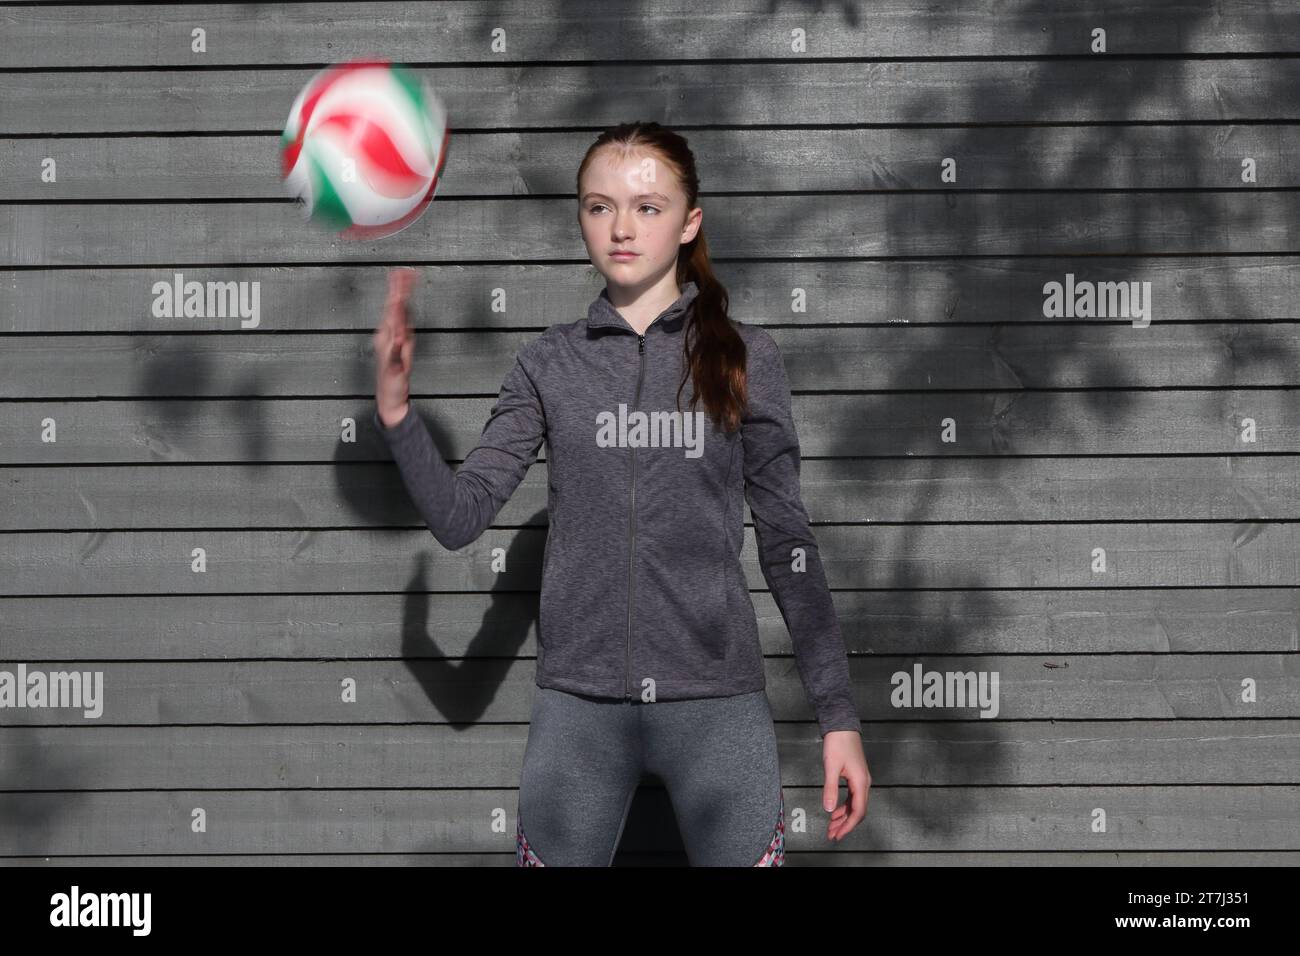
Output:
741,328,862,738
372,338,547,552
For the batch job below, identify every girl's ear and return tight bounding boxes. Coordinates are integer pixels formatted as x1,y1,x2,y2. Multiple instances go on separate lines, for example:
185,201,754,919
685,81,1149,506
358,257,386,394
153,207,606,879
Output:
681,206,703,242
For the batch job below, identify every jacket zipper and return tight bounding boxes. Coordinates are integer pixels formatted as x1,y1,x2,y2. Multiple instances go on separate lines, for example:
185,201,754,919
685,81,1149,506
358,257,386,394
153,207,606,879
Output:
625,331,646,699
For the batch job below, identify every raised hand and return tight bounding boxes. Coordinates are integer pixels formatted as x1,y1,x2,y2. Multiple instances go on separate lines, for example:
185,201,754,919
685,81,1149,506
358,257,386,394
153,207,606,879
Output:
373,267,418,428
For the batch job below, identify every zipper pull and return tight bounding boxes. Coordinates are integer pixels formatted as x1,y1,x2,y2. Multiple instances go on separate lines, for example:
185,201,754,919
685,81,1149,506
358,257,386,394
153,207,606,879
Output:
638,334,645,353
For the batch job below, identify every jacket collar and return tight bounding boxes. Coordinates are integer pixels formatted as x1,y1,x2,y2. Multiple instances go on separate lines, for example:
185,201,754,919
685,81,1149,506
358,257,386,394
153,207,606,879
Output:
585,280,699,334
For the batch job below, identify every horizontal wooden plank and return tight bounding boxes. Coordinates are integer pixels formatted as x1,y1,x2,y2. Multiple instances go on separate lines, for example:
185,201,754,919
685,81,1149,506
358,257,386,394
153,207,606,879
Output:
0,656,1294,725
1,785,1295,855
5,324,1300,399
4,261,1297,333
4,0,1297,67
4,721,1296,789
1,587,1296,658
4,60,1298,135
5,193,1296,267
5,260,1298,332
8,456,1300,531
7,126,1300,201
6,521,1300,592
2,391,1299,464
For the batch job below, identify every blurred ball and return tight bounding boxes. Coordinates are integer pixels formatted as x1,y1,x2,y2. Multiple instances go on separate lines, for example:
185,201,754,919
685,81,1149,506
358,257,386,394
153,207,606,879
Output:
281,59,450,240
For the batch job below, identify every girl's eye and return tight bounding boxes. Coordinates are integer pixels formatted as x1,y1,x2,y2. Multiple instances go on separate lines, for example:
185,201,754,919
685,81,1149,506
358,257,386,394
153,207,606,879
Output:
587,203,660,214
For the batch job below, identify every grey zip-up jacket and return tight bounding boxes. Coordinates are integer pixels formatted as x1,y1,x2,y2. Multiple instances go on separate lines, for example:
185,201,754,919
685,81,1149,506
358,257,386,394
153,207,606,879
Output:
372,280,861,737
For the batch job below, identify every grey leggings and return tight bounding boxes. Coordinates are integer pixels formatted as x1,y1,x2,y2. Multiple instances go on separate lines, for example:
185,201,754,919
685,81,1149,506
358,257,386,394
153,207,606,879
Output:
516,686,785,866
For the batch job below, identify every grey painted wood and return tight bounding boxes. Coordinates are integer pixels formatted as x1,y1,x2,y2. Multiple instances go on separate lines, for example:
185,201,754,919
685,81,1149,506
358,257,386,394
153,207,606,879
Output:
7,457,1300,531
6,126,1300,201
4,1,1297,66
2,786,1296,855
1,587,1297,658
2,391,1297,464
3,61,1298,134
7,324,1300,396
5,192,1298,265
5,722,1298,789
2,2,1296,864
0,656,1294,725
6,260,1298,334
4,586,1299,659
7,521,1300,592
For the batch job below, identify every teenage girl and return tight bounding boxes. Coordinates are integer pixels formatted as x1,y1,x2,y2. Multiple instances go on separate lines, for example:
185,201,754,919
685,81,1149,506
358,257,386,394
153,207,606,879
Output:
372,121,870,866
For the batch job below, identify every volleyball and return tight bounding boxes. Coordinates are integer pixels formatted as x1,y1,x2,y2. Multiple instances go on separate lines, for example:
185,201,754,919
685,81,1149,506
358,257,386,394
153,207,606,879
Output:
280,59,450,241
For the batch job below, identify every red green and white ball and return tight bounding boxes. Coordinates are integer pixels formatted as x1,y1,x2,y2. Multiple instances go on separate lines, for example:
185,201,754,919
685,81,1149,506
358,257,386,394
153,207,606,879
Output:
281,60,450,240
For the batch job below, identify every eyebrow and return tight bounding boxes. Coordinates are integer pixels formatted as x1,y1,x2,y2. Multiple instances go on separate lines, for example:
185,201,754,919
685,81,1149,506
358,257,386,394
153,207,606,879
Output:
581,191,671,203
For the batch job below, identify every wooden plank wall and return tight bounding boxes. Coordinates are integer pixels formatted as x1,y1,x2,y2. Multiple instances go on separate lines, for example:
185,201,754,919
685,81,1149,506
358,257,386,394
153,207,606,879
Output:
2,1,1299,865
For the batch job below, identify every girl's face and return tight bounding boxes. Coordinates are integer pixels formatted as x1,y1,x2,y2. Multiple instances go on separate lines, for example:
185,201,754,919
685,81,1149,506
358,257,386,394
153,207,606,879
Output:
578,147,701,292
